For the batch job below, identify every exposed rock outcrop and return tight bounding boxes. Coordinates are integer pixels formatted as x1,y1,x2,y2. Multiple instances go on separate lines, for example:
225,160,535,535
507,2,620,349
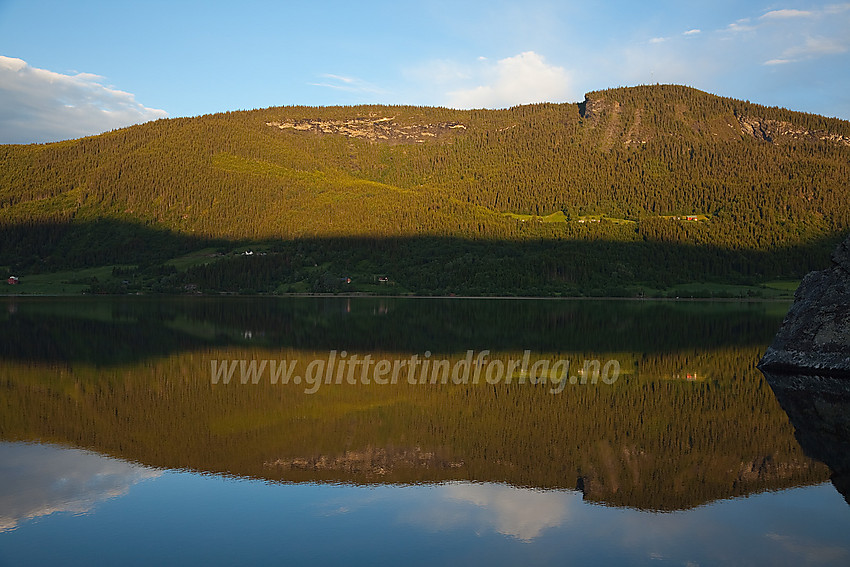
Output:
578,96,612,121
266,116,465,144
759,234,850,375
739,115,850,146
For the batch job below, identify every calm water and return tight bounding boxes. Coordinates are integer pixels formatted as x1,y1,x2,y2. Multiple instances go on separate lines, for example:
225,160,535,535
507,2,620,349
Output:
1,296,849,566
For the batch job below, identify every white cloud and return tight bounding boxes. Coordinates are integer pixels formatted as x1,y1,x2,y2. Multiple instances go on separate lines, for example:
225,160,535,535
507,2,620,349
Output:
608,8,843,96
0,442,160,532
446,51,575,109
0,56,167,144
443,483,572,541
400,482,576,541
646,30,697,48
761,9,814,19
747,5,850,66
725,18,757,33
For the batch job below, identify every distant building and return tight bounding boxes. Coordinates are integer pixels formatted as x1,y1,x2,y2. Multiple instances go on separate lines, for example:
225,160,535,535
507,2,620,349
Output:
7,276,19,285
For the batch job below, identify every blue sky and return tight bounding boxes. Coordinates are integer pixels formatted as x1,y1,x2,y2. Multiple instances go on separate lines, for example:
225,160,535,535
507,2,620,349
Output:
1,0,848,143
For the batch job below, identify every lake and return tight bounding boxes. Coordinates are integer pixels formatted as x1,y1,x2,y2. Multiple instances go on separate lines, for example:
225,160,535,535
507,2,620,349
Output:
1,296,849,565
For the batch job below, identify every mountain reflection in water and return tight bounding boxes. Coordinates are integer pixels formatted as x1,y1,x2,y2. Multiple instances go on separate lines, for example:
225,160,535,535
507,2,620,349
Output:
1,297,849,565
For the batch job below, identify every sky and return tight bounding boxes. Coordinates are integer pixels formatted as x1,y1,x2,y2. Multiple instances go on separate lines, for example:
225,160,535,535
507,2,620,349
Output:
0,0,848,144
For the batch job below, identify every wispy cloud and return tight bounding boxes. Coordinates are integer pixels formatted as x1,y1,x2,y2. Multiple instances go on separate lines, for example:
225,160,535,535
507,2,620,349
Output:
0,56,167,144
446,51,575,109
824,2,850,14
706,7,850,67
763,35,848,65
593,4,845,110
764,58,794,65
760,9,814,19
309,73,385,95
322,73,355,84
725,18,757,33
789,36,847,57
651,29,700,44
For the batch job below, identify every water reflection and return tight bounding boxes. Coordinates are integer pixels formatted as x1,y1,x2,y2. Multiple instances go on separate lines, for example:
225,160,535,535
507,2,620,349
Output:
0,296,790,364
762,371,850,504
2,441,848,566
0,297,831,511
0,442,159,532
1,297,849,564
427,484,573,541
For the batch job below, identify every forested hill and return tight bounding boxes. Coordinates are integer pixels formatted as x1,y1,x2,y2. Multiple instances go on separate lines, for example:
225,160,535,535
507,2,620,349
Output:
2,84,849,296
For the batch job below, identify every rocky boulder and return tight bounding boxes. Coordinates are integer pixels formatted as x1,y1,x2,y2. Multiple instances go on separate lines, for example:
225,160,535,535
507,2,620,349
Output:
759,234,850,376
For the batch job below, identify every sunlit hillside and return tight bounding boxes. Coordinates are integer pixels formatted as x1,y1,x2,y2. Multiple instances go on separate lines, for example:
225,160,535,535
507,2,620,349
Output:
2,85,849,295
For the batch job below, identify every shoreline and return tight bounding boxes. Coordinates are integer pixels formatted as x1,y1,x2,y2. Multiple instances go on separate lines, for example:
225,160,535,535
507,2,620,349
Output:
0,292,793,303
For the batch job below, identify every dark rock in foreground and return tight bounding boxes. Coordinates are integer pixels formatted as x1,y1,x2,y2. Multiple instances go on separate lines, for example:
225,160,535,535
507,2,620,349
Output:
759,234,850,376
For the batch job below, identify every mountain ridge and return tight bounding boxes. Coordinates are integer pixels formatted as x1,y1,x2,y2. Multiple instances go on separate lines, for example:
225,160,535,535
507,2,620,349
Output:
2,84,849,295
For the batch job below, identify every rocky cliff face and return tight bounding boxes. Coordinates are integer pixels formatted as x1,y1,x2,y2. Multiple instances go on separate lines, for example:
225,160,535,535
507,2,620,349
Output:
739,115,850,146
759,233,850,375
266,116,466,144
579,91,850,149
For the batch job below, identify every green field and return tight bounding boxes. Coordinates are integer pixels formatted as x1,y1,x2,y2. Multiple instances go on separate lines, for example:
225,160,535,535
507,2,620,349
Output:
503,211,637,225
1,266,134,295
